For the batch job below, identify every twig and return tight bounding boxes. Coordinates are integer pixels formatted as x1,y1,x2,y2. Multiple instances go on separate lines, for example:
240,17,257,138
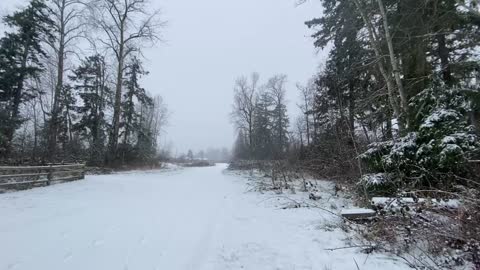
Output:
353,257,361,270
324,244,373,251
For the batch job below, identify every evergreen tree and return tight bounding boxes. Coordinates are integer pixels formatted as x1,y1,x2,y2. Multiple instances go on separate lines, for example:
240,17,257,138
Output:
121,57,152,145
56,84,80,160
267,75,289,159
252,90,274,160
71,54,111,165
232,131,249,160
0,0,53,157
116,56,152,164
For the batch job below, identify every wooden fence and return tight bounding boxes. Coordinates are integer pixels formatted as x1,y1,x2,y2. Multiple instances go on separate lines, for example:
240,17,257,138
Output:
0,164,85,192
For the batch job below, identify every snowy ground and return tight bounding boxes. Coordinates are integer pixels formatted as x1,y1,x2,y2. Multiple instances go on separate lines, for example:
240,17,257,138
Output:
0,164,410,270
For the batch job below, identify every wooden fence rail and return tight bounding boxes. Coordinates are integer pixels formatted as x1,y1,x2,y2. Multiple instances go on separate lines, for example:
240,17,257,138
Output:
0,164,85,192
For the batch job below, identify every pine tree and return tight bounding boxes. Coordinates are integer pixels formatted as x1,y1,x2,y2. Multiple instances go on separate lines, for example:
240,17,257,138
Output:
71,54,111,165
0,0,53,157
252,90,274,160
267,75,290,159
56,84,79,160
232,131,249,160
121,57,152,145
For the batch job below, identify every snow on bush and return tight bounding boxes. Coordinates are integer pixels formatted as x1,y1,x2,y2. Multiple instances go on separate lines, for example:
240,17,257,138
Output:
359,85,480,192
420,109,460,129
359,173,391,186
358,173,397,195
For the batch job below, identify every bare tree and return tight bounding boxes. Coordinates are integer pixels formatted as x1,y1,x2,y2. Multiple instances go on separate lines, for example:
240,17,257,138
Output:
294,115,306,147
149,95,169,144
231,72,260,156
133,94,169,165
90,0,165,164
296,80,315,146
47,0,87,159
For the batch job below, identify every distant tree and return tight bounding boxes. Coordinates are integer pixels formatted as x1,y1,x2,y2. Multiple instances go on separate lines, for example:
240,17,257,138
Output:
231,72,260,157
293,115,306,148
198,150,205,160
296,80,315,146
252,90,274,159
134,94,168,165
232,131,249,160
187,149,193,160
220,147,231,162
231,73,290,160
266,75,289,159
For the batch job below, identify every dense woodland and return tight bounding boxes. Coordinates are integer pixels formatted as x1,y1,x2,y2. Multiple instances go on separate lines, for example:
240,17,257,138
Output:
1,0,480,267
0,0,168,167
232,0,480,192
230,2,480,266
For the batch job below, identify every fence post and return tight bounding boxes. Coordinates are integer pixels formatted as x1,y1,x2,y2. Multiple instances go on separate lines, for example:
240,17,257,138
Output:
80,164,85,180
47,165,52,186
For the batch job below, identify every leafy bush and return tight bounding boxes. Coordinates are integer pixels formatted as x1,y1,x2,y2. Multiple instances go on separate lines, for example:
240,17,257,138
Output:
357,173,397,195
360,86,480,192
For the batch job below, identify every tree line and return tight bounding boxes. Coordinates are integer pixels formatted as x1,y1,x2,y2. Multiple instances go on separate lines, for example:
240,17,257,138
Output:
231,0,480,192
0,0,168,167
231,73,290,161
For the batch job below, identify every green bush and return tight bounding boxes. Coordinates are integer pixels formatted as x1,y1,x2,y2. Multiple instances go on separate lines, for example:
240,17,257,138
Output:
359,86,479,192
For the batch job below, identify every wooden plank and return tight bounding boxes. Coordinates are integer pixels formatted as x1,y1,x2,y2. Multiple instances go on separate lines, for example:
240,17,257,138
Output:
51,169,84,175
0,179,49,187
0,164,85,170
53,176,84,182
0,173,49,179
341,208,376,220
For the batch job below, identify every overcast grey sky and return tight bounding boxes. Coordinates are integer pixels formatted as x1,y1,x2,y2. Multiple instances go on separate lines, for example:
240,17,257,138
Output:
0,0,327,154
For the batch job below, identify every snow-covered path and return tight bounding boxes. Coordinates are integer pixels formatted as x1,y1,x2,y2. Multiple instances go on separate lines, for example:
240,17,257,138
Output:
0,164,408,270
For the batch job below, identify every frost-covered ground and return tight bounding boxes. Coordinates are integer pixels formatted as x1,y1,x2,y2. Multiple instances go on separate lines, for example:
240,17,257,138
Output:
0,164,409,270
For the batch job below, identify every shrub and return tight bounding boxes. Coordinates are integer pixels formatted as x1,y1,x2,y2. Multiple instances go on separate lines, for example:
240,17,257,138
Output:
359,85,480,193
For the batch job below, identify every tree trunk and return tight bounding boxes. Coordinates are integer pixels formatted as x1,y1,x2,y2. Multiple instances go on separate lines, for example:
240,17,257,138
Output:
248,114,253,157
437,33,453,86
48,0,66,161
108,36,125,164
124,90,134,145
353,0,404,134
303,93,311,146
348,81,355,136
376,0,408,120
32,99,38,161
